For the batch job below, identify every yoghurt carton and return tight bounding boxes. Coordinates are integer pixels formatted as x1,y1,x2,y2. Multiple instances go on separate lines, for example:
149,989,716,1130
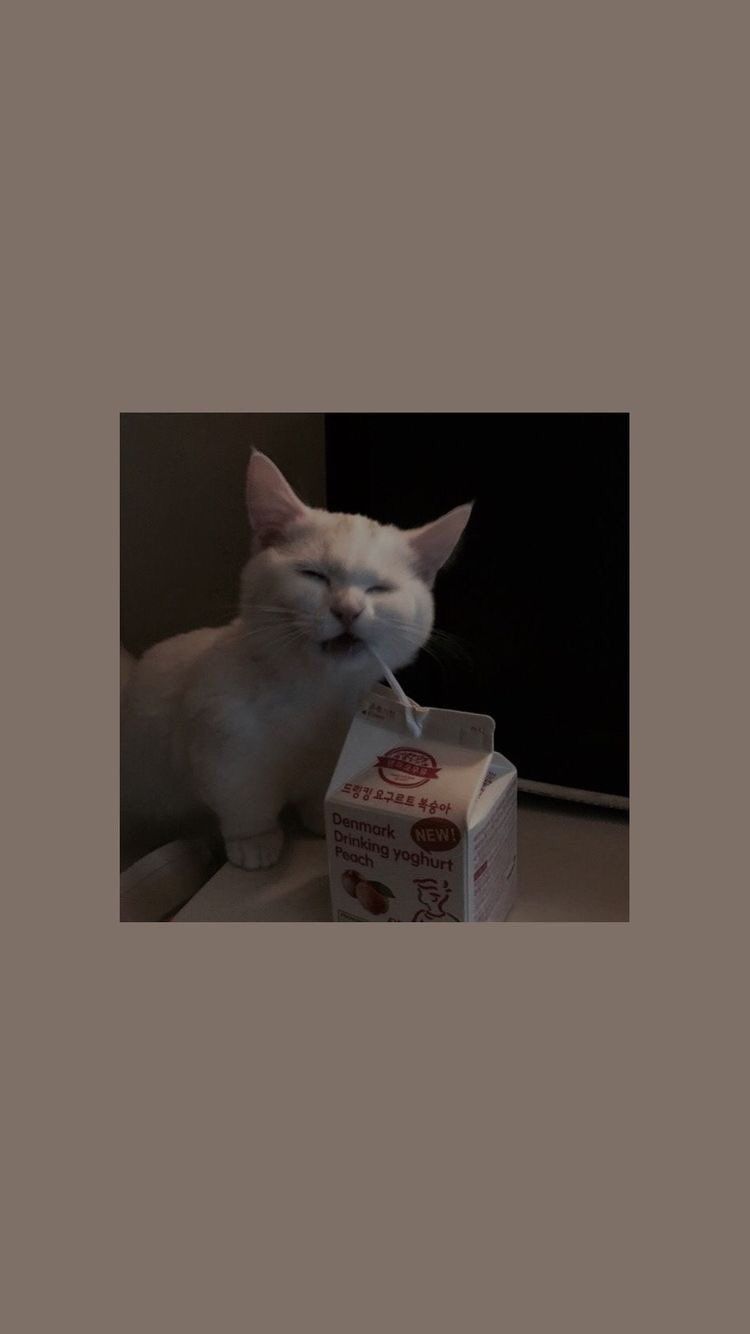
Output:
325,685,517,922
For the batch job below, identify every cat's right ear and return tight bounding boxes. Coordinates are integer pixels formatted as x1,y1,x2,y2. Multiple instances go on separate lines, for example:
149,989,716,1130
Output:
246,450,310,548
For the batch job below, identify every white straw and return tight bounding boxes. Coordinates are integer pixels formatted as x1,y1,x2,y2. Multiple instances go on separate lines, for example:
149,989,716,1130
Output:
367,647,427,739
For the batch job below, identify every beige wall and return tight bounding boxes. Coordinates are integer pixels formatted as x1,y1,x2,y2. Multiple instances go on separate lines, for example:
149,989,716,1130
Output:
120,413,325,655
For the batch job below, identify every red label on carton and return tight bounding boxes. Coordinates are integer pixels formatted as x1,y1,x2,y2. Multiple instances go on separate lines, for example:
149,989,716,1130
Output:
376,747,441,786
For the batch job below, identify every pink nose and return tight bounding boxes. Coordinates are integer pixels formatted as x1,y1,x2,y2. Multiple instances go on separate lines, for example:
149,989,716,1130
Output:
331,596,363,629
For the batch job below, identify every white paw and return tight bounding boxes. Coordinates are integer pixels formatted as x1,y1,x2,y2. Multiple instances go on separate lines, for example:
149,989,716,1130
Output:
225,827,284,870
298,800,326,838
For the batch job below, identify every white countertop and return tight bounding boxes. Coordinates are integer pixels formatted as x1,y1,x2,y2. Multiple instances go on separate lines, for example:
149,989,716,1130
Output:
172,796,628,923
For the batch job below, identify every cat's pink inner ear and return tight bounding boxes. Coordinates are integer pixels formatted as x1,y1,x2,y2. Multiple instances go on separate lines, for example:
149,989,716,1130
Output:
246,450,309,547
406,502,474,584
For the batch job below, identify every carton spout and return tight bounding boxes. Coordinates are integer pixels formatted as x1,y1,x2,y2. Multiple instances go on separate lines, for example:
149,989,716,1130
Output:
367,646,428,738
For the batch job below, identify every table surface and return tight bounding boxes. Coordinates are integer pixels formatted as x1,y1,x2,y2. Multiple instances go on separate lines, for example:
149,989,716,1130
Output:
173,795,629,923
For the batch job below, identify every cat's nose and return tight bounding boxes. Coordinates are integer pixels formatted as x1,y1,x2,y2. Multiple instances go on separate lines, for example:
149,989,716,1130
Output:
331,593,364,629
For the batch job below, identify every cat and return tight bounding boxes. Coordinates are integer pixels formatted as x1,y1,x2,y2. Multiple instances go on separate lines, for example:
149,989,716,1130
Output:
120,449,472,870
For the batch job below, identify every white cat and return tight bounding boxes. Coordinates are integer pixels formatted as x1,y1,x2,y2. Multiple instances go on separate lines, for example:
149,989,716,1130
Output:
121,450,472,870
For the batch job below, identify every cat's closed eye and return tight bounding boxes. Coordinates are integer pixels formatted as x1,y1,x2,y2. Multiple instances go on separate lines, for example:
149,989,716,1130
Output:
368,583,395,594
298,568,330,584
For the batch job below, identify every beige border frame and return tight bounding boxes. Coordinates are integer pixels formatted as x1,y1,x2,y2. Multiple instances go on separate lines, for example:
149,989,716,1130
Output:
5,4,744,1330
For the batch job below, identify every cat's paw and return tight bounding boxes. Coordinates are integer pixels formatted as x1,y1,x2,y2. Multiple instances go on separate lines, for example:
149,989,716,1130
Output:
225,827,284,870
297,799,326,837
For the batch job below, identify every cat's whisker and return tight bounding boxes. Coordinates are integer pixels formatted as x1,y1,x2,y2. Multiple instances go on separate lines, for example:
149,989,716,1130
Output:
256,613,319,632
427,635,474,668
379,617,474,674
239,610,313,630
422,642,458,674
238,627,310,650
246,603,310,617
235,623,311,651
387,616,472,654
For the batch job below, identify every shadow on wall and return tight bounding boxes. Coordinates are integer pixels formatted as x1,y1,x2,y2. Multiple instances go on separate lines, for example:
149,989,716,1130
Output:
120,413,326,656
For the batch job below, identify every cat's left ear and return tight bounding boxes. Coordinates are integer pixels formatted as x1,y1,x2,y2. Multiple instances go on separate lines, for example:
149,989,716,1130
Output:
246,450,310,548
405,502,474,585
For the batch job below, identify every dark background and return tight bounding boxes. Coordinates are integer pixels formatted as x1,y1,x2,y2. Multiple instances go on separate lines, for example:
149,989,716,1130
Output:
326,414,629,798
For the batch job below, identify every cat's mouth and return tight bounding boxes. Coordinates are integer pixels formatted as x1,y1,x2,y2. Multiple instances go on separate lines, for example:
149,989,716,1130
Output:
320,632,366,657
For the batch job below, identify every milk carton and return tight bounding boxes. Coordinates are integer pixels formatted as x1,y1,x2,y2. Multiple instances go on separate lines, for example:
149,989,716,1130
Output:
325,685,517,922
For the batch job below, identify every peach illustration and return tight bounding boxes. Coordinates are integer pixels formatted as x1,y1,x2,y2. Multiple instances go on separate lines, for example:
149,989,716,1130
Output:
342,869,361,898
355,879,389,916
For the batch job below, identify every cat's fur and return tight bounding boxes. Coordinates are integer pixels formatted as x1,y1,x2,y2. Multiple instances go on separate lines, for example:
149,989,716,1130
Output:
120,451,472,869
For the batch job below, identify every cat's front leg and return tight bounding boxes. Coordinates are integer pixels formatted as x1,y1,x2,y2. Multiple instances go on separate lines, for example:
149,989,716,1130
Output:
193,742,285,870
225,826,284,871
218,786,284,870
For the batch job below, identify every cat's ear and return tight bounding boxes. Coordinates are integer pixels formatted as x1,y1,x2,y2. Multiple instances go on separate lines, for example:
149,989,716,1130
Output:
405,502,474,585
246,450,310,547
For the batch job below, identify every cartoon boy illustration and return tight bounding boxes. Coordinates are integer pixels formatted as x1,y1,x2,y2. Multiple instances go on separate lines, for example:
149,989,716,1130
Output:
411,877,459,922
